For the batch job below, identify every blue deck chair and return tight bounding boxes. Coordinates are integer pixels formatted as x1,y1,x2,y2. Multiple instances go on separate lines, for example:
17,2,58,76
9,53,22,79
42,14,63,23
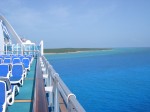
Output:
19,55,25,62
0,58,3,64
0,64,11,78
4,55,11,58
26,55,33,64
22,58,30,71
0,77,19,106
12,58,27,77
0,81,7,112
4,58,11,64
0,56,3,60
10,64,25,86
12,56,18,62
12,58,21,64
18,54,22,57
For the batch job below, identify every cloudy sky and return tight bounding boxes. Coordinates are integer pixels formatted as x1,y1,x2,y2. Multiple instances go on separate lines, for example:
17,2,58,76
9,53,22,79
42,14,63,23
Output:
0,0,150,48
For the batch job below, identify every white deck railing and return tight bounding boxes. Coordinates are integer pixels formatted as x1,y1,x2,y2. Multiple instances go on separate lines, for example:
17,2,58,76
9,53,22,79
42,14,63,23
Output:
40,56,86,112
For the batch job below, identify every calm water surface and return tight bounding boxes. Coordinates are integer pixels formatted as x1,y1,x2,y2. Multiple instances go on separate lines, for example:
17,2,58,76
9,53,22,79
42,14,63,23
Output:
45,48,150,112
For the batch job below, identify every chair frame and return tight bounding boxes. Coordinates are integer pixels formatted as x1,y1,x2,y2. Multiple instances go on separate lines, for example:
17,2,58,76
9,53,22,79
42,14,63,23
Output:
0,80,7,112
10,64,25,86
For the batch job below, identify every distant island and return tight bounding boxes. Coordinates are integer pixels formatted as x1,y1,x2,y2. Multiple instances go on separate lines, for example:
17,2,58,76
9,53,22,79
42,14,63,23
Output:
44,48,112,53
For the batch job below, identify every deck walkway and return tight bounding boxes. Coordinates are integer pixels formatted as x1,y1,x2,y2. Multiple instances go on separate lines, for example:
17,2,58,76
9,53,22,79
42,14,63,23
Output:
8,59,36,112
7,58,68,112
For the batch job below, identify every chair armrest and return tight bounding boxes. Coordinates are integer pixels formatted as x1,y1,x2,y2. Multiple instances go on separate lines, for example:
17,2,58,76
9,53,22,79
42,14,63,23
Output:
7,94,14,105
7,71,12,77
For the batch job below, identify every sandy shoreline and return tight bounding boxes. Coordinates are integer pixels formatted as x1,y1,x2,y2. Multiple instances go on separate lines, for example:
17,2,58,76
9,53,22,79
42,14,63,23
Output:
44,51,83,55
44,49,112,55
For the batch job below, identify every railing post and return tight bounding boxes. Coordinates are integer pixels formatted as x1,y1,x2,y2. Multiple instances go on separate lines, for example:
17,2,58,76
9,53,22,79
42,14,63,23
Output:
34,45,35,56
6,44,7,55
40,40,44,56
54,79,59,112
49,70,53,108
17,43,18,55
21,44,23,55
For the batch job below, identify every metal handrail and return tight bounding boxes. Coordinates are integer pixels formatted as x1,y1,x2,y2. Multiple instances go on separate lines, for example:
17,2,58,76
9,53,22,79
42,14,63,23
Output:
41,55,86,112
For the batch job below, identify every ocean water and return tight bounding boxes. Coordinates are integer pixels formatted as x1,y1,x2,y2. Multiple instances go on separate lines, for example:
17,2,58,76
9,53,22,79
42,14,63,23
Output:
45,48,150,112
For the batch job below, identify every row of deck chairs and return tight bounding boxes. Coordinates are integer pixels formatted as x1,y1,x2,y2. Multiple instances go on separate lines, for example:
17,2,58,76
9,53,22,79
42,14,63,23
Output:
0,55,33,64
0,55,33,112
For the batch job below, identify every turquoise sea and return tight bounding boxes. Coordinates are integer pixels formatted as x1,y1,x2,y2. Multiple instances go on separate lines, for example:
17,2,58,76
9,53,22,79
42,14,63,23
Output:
45,48,150,112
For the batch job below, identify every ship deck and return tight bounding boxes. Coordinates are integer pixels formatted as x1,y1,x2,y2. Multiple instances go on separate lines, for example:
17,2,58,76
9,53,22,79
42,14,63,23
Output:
8,59,36,112
7,59,67,112
0,15,85,112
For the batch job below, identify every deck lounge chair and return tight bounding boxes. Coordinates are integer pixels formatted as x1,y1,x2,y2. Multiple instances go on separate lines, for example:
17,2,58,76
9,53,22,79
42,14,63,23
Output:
0,58,3,64
0,81,7,112
22,58,30,71
0,55,3,59
10,64,25,86
19,55,25,62
0,64,11,78
12,58,21,64
0,77,19,106
4,58,11,64
4,55,11,58
12,56,18,62
26,55,33,64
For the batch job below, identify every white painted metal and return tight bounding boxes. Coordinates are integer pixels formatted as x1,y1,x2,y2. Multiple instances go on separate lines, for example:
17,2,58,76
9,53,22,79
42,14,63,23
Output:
5,44,7,54
41,56,86,112
0,15,22,44
54,81,59,112
39,40,44,56
0,20,4,54
45,86,53,93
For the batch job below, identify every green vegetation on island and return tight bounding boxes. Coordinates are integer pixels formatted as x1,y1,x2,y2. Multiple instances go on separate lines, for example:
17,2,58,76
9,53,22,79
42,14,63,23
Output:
44,48,112,53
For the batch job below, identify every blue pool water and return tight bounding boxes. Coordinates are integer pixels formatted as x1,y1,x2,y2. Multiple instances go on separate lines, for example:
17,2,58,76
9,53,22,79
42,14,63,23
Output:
45,48,150,112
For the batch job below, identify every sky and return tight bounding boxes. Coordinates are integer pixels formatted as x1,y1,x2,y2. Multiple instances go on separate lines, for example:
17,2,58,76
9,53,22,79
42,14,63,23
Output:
0,0,150,48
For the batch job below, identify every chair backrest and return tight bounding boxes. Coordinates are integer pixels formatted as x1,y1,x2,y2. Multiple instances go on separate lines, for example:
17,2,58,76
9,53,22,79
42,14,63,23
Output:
0,58,3,64
12,56,18,61
0,64,10,78
5,55,11,58
0,106,2,112
12,58,21,64
0,77,11,92
26,55,32,62
12,64,23,77
4,58,11,64
0,81,6,106
22,58,30,68
0,56,3,60
18,54,22,57
19,56,25,62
